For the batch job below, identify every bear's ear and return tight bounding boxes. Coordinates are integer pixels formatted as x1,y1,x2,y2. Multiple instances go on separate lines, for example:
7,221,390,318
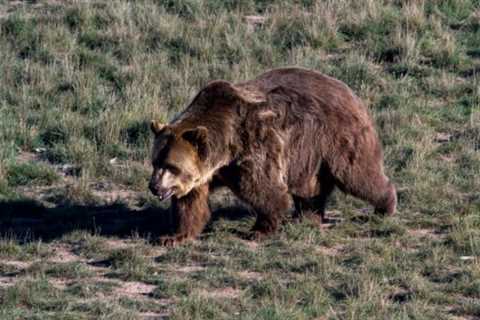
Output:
181,126,209,160
150,120,165,135
204,80,267,104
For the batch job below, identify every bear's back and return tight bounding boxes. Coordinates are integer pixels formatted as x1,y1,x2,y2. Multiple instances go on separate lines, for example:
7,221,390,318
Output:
239,67,372,131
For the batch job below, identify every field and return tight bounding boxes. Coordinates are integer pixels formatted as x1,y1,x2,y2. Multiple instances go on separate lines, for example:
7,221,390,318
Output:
0,0,479,319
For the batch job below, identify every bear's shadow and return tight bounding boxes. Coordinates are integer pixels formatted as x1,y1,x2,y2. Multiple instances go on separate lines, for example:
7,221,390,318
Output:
0,198,253,242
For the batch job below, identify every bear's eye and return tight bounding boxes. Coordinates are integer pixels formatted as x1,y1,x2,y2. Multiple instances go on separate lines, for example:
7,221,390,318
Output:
165,163,181,175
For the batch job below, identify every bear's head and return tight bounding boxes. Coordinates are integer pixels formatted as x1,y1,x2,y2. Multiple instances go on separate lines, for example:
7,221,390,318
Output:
149,121,209,201
148,80,269,201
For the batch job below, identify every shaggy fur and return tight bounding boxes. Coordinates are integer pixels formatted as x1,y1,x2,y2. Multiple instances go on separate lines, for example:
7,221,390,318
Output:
150,67,397,245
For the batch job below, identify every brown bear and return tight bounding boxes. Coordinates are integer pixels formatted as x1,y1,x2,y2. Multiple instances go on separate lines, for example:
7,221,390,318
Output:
149,67,397,245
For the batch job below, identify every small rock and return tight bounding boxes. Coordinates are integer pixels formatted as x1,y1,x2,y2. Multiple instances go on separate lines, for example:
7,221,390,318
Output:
434,132,452,143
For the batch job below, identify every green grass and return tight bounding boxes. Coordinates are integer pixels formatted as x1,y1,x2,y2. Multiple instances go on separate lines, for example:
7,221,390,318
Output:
5,162,59,187
0,0,479,319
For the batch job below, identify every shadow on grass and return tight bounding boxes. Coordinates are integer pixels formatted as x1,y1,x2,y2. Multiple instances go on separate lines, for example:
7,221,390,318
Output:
0,198,253,242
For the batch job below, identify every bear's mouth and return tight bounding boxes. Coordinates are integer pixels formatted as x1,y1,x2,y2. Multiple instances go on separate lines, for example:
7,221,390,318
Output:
148,185,175,201
157,188,175,201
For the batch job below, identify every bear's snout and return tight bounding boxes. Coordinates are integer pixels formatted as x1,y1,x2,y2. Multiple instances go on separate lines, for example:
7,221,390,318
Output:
149,182,174,201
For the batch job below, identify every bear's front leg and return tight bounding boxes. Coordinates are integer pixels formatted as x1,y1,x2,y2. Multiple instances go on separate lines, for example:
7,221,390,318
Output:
225,160,291,239
160,183,210,246
250,186,291,239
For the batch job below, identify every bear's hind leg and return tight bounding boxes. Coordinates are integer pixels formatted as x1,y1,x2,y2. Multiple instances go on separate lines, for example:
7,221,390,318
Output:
311,181,335,222
293,195,312,217
373,180,397,216
293,179,335,224
335,166,397,216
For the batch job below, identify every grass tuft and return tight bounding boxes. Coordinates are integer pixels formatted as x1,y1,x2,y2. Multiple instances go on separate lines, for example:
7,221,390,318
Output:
5,162,59,187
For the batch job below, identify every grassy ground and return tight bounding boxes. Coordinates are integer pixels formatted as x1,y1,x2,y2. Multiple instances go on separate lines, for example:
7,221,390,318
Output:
0,0,479,319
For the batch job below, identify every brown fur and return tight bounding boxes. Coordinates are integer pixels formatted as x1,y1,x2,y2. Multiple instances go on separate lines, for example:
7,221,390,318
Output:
150,67,397,245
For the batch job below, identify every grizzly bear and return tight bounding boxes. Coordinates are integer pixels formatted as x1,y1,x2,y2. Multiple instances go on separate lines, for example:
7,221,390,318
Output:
149,67,396,245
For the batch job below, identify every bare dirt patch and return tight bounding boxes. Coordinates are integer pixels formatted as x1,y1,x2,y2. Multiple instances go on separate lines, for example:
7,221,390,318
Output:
0,0,68,19
139,311,170,320
103,240,165,257
49,244,83,263
88,276,161,300
434,132,453,143
315,245,344,256
115,281,157,299
237,271,262,281
198,287,241,299
439,154,456,162
49,278,71,290
16,151,38,163
407,228,443,240
0,276,15,288
176,265,205,273
241,240,259,251
2,260,33,270
91,189,143,205
104,239,134,251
